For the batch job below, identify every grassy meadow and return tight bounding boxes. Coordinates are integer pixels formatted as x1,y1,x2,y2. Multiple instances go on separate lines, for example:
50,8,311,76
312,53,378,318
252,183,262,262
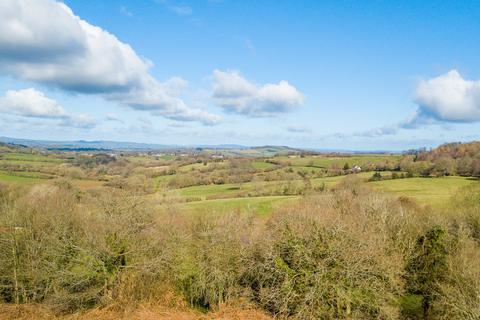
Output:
370,176,477,206
0,148,475,212
274,154,402,168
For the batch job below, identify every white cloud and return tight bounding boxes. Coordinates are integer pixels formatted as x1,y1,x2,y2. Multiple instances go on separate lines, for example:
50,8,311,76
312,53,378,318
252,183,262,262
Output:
105,113,123,123
212,70,304,117
287,124,311,133
245,39,256,56
155,0,193,16
0,0,219,125
120,6,133,17
171,4,193,16
0,88,66,118
414,70,480,122
0,0,148,93
353,125,399,138
351,70,480,138
0,88,96,128
59,114,97,129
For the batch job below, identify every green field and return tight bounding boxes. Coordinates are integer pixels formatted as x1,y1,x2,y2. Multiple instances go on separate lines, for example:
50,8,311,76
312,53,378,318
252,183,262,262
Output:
275,154,401,168
1,149,475,213
156,154,175,161
0,152,64,163
184,195,298,215
370,176,477,206
0,171,46,184
171,172,386,201
179,183,241,199
250,160,276,170
177,162,207,172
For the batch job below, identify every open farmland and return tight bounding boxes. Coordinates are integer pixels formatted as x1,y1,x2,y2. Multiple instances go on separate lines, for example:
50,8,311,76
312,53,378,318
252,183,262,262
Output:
273,154,402,168
0,171,47,184
0,146,475,211
3,1,480,318
184,195,299,215
1,142,480,319
370,176,476,206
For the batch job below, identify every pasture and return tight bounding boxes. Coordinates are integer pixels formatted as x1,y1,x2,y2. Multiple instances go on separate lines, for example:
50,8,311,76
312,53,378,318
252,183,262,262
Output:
274,154,401,168
184,195,298,215
370,176,477,206
0,152,65,163
0,171,46,185
0,148,473,212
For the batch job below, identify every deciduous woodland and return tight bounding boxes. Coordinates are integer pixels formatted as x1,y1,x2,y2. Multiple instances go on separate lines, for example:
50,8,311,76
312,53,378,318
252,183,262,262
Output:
0,142,479,319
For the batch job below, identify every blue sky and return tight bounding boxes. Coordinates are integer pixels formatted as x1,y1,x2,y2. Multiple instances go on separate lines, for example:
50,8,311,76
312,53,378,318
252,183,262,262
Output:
1,0,480,150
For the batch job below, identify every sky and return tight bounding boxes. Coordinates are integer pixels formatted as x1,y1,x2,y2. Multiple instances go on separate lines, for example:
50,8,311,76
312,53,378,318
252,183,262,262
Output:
1,0,480,151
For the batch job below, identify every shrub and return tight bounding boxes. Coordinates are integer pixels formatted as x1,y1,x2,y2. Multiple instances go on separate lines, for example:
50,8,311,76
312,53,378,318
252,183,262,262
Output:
1,178,480,319
369,171,383,181
403,227,449,319
0,184,156,312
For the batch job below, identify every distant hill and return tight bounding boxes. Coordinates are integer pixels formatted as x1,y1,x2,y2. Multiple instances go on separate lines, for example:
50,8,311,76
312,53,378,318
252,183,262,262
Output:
0,137,174,151
0,136,303,157
0,136,402,156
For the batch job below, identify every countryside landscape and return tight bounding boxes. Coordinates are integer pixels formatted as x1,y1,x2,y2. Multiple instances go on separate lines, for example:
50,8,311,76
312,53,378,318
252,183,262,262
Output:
1,140,480,319
1,0,480,319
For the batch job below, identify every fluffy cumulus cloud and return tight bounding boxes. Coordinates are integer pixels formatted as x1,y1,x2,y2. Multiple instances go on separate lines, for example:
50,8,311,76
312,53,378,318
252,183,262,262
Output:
0,0,220,125
414,70,480,123
212,70,304,117
353,70,480,138
0,88,96,128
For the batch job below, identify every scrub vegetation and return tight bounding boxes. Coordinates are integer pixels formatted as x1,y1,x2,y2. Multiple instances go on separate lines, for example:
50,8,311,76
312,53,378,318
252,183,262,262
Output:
0,141,479,319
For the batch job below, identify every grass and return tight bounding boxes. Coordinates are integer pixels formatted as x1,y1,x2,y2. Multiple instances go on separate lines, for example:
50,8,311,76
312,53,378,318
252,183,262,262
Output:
123,155,164,164
370,176,478,206
0,170,106,190
177,162,207,172
184,195,298,215
179,183,241,199
311,175,349,188
175,172,378,200
0,152,64,163
251,161,276,170
311,171,382,187
290,166,325,172
275,154,401,168
177,162,228,173
156,154,175,160
1,148,472,212
0,171,45,184
170,173,380,215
